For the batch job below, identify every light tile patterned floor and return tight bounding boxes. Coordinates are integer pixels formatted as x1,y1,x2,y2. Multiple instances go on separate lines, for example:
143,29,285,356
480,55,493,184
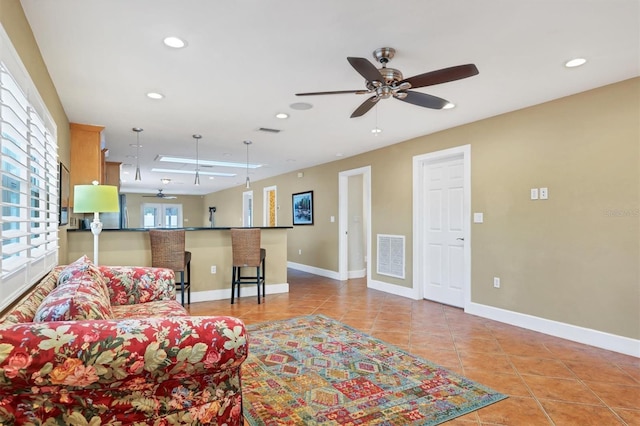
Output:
188,269,640,425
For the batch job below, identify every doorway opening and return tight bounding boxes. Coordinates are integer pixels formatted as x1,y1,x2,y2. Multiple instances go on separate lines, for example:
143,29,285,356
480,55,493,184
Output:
338,166,371,283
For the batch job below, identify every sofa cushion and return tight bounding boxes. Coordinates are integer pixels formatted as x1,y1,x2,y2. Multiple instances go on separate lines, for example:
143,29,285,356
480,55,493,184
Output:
111,300,188,319
33,275,113,322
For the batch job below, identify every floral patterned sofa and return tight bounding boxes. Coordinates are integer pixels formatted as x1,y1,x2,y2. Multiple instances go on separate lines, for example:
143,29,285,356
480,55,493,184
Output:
0,256,248,425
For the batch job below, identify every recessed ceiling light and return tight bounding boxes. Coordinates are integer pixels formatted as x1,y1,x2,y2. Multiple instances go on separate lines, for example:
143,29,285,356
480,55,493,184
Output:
290,102,313,110
275,112,289,119
443,102,456,109
371,128,382,134
129,143,142,147
336,153,344,157
147,92,164,100
163,37,186,49
565,58,587,68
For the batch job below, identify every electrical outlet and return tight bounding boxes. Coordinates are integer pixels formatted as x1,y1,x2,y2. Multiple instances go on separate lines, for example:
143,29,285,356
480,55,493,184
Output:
540,187,548,200
210,265,217,274
493,277,501,288
298,249,302,255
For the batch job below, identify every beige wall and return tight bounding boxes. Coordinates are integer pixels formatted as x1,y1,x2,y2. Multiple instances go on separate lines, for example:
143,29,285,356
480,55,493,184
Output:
123,193,207,228
206,78,640,340
0,0,71,262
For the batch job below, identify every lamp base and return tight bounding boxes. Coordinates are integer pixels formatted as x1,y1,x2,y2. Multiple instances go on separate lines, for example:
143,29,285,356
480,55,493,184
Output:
90,212,103,265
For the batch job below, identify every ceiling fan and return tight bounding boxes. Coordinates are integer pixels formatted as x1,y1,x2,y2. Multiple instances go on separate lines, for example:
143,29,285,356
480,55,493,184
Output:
296,47,479,118
143,189,177,200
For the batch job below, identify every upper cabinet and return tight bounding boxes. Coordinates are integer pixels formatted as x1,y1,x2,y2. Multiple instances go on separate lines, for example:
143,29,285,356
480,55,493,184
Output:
69,123,105,206
105,161,122,192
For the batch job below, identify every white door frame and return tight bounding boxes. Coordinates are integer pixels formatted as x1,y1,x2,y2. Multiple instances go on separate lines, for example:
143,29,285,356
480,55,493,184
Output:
242,190,253,227
338,166,372,282
413,145,471,307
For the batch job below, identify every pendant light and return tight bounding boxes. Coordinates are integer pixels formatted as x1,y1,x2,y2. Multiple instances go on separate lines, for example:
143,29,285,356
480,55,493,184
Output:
244,140,252,189
193,134,202,185
132,127,143,181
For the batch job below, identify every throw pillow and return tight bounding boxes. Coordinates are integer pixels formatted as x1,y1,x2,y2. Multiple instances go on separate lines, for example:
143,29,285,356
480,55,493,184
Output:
57,255,110,300
34,274,113,322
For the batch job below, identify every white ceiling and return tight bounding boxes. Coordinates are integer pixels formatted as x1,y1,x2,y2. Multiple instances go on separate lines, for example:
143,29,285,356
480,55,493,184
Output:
20,0,639,196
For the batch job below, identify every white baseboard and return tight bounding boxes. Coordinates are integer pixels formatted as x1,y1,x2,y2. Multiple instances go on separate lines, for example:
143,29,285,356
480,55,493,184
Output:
368,278,420,300
356,278,639,358
287,262,341,280
348,268,366,279
175,283,290,304
465,302,640,358
283,266,639,358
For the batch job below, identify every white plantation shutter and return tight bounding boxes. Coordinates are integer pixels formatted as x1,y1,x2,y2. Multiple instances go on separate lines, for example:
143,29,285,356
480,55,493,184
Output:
0,24,58,310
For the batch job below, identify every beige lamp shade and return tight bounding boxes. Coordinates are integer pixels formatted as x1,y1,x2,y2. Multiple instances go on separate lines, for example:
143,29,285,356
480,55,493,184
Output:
73,185,120,213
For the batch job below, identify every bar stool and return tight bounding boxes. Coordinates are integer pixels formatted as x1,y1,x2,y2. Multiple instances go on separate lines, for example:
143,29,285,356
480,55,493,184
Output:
149,229,191,306
230,228,266,304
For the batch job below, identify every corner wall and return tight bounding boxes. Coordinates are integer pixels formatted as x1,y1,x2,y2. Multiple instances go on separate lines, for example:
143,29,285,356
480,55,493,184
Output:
205,78,639,342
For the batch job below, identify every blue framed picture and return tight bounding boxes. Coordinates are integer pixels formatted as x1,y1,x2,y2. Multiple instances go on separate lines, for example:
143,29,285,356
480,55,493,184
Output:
292,191,313,225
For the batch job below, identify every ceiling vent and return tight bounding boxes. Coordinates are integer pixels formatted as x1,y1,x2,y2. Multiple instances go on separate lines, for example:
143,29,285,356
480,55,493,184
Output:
258,127,281,133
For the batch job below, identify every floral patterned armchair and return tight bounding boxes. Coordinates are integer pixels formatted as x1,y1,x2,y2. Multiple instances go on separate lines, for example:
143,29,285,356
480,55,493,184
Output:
0,257,248,425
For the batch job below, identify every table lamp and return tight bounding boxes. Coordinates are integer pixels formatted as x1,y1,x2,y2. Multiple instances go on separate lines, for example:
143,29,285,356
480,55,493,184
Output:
73,182,119,265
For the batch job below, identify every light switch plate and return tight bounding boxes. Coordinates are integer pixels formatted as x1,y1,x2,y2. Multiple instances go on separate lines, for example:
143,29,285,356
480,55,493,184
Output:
473,212,484,223
530,188,539,200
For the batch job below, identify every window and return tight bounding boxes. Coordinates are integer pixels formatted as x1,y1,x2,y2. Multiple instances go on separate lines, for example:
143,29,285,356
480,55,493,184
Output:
1,25,58,311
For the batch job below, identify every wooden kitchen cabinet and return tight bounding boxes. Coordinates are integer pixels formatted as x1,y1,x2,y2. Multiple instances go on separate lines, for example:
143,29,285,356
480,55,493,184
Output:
69,122,105,206
105,161,121,192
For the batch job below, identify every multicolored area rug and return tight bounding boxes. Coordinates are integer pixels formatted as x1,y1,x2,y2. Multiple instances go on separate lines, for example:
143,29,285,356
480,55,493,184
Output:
242,314,507,425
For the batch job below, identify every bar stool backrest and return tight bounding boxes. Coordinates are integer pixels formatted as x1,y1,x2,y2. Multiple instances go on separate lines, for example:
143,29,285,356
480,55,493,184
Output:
231,228,261,267
149,229,186,272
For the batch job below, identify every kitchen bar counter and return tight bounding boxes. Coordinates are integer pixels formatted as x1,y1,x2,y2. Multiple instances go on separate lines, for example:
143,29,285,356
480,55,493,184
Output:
67,227,291,303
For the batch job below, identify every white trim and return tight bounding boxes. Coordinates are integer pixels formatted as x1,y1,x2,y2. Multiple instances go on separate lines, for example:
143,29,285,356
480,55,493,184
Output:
287,261,341,280
348,268,366,279
369,279,420,300
338,166,372,283
242,190,254,227
413,145,471,307
177,283,290,304
466,302,640,358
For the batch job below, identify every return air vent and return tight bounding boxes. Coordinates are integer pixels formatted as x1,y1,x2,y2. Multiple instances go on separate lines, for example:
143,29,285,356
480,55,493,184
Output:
258,127,281,133
377,234,405,279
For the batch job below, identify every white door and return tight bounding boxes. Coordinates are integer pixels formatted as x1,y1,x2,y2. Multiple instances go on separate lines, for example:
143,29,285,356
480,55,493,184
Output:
413,146,470,308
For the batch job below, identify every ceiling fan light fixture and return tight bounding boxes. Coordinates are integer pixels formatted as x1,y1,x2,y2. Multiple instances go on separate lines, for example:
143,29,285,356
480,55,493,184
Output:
565,58,587,68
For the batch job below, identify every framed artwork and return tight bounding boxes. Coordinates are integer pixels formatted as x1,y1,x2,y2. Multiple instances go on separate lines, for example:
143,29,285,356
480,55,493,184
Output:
59,162,70,226
292,190,313,225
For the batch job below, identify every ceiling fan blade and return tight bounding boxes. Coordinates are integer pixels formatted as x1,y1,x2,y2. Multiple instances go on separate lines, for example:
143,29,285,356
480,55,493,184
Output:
397,91,449,109
350,96,379,118
401,64,479,89
347,57,383,84
296,89,368,96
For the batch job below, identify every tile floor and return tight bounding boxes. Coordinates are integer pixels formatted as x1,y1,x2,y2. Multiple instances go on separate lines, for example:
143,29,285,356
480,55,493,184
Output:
188,269,640,425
